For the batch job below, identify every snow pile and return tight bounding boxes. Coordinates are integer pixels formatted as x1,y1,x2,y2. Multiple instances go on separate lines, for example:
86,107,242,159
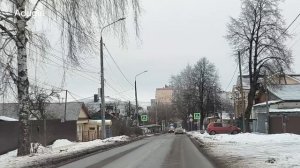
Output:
51,139,74,148
188,132,300,168
0,135,130,168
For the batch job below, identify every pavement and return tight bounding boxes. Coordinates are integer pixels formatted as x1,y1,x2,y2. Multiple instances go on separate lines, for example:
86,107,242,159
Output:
59,134,215,168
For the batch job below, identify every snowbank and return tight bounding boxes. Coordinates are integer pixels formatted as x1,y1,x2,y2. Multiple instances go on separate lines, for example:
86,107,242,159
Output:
188,132,300,168
0,135,129,168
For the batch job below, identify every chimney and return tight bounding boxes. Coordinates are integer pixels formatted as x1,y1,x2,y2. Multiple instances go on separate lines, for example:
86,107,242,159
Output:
94,94,99,102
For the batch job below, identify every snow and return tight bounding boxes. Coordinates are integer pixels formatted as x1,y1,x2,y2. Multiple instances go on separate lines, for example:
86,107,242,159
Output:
256,108,300,113
0,135,129,168
268,85,300,101
188,132,300,168
253,100,283,107
269,108,300,113
51,139,74,148
0,116,18,121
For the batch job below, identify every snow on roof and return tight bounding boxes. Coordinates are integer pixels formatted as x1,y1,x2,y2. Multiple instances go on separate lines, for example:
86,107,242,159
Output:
89,120,112,126
269,108,300,113
0,102,85,121
268,85,300,101
257,108,300,113
0,116,18,121
221,112,232,120
253,100,283,107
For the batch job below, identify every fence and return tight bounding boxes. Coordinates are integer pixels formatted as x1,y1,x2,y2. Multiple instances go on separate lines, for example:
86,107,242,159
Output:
0,119,76,155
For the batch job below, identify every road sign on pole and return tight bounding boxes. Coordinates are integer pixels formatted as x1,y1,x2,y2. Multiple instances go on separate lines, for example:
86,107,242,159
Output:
194,113,201,120
141,115,148,122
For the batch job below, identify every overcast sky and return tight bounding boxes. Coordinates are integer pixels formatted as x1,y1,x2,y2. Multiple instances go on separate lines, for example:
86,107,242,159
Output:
29,0,300,106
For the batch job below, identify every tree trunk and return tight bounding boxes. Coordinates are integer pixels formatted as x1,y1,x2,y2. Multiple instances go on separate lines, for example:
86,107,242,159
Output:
16,0,30,156
245,86,256,132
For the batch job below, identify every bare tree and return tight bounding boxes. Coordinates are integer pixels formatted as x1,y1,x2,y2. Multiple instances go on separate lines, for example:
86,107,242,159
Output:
0,0,141,156
171,57,221,129
192,57,220,128
28,86,59,119
226,0,292,131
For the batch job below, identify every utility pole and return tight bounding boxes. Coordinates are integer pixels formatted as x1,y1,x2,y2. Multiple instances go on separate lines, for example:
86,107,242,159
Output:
128,101,131,117
238,51,246,132
155,101,158,125
99,18,125,139
100,36,106,139
135,79,139,126
134,70,148,127
64,90,67,122
264,70,270,134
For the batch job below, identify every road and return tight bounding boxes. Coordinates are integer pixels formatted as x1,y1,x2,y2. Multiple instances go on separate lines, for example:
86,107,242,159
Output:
60,134,215,168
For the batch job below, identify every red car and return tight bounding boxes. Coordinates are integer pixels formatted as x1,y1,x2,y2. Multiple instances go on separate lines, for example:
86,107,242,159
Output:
207,122,241,135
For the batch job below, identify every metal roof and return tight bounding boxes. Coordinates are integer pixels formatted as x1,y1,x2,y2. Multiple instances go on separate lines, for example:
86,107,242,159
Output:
268,85,300,101
0,102,86,121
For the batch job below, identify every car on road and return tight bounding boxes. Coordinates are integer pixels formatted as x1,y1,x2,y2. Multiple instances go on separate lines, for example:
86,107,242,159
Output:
174,127,184,134
168,126,175,133
207,122,241,135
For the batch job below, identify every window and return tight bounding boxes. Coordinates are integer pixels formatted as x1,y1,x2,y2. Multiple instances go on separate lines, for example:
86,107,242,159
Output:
214,123,222,127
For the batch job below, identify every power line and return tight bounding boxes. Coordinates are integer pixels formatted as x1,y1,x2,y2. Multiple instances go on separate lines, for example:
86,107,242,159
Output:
284,11,300,36
225,63,238,91
27,42,135,101
103,54,131,92
104,44,134,87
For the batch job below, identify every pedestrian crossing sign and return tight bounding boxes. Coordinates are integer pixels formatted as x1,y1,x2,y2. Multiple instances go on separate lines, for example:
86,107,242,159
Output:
141,115,148,122
194,113,201,120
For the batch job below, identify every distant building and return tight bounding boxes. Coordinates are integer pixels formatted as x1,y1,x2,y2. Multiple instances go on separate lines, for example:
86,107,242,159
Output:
155,85,174,105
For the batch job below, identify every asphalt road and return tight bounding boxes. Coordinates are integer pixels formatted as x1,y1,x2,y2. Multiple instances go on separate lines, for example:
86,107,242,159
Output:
60,134,215,168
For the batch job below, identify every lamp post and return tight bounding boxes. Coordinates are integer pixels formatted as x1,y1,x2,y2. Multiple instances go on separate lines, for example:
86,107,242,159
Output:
134,70,148,126
100,17,125,139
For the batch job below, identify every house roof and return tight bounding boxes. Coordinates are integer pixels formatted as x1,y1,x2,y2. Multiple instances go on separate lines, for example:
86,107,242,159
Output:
268,85,300,101
45,102,87,120
0,102,87,121
236,74,300,91
257,108,300,113
253,100,283,107
0,116,18,121
269,108,300,113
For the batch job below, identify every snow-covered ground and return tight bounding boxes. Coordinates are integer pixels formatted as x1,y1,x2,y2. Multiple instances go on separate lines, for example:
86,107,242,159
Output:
188,131,300,168
0,135,129,168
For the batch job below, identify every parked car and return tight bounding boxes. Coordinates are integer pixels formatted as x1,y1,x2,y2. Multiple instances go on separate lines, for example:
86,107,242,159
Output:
207,122,241,135
174,127,184,134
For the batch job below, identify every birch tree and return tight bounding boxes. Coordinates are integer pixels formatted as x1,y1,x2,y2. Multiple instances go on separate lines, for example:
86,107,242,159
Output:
226,0,292,131
0,0,140,156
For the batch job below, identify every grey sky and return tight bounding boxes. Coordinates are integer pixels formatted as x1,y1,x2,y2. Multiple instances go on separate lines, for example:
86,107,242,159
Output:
29,0,300,106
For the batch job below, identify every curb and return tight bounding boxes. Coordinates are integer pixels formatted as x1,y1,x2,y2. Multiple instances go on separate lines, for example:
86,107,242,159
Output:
187,134,226,168
23,136,146,168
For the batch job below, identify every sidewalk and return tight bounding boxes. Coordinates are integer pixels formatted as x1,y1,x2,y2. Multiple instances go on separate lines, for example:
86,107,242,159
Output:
0,135,145,168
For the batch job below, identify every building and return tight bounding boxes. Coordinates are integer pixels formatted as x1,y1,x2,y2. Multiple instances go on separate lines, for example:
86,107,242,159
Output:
251,84,300,134
232,74,300,119
0,102,112,142
155,85,174,105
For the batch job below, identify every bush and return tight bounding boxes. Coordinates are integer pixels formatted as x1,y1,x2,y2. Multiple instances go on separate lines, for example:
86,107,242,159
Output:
111,119,143,137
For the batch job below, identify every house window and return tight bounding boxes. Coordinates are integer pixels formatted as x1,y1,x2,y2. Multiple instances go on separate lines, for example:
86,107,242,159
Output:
89,127,95,130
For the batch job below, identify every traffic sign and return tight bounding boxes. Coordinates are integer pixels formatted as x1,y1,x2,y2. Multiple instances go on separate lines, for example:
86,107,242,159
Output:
141,115,148,122
194,113,201,120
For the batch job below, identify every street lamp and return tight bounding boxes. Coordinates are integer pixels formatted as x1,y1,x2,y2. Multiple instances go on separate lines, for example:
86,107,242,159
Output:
135,70,148,126
100,17,125,139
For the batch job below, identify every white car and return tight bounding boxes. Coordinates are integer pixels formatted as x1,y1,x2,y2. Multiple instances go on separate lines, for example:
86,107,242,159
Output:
174,127,184,134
